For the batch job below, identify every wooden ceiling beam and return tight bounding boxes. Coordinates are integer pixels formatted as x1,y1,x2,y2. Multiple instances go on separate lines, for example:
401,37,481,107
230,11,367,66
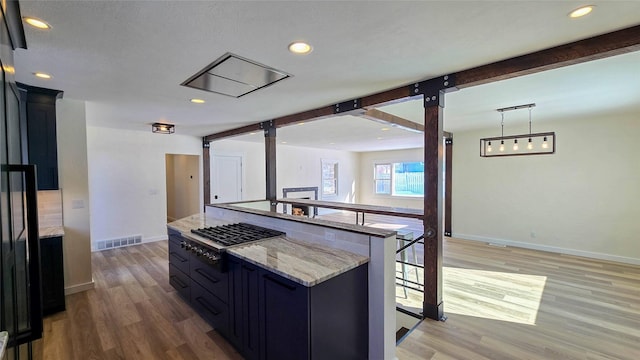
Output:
456,25,640,88
204,122,263,142
203,25,640,141
361,108,424,133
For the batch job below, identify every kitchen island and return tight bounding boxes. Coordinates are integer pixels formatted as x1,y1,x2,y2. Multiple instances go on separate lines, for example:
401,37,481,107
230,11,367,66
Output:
168,201,397,359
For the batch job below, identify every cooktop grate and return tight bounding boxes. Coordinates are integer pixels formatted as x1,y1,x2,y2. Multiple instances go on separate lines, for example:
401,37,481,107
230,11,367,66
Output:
191,223,285,246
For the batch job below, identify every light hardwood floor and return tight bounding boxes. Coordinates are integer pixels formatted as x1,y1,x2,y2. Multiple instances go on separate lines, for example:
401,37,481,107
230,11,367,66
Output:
397,237,640,360
36,218,640,360
36,240,242,360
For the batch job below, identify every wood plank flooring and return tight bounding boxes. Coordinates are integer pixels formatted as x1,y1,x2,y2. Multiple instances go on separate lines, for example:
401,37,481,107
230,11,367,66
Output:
397,238,640,360
34,213,640,359
318,210,640,359
36,241,242,360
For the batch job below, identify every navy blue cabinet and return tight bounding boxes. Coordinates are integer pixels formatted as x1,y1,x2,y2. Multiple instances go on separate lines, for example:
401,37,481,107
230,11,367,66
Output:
40,236,65,315
167,228,369,360
229,254,369,360
167,229,230,337
17,83,63,190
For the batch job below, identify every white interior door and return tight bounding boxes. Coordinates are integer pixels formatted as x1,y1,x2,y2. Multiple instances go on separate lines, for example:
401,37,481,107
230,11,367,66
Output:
211,155,242,204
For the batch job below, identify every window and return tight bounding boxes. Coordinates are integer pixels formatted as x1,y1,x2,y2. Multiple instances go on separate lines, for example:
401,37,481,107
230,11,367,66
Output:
374,162,424,197
321,160,338,197
374,164,391,194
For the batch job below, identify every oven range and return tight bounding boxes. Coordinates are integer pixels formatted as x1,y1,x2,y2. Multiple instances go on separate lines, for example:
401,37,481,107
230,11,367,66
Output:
181,223,285,270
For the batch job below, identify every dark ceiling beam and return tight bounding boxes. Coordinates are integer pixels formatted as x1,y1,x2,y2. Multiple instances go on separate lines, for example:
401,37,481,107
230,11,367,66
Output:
204,122,263,142
274,106,335,128
203,24,640,141
360,108,424,133
456,24,640,88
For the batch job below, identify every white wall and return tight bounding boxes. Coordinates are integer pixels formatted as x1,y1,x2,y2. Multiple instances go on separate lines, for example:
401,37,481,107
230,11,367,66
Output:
277,144,359,204
358,148,424,209
452,112,640,264
56,99,93,293
210,139,360,205
86,123,202,249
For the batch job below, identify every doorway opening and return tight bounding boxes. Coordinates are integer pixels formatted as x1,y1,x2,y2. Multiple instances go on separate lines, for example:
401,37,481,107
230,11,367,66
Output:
165,154,200,222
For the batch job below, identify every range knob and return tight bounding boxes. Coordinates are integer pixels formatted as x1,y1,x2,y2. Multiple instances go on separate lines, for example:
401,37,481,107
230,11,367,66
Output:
180,241,187,248
196,248,204,256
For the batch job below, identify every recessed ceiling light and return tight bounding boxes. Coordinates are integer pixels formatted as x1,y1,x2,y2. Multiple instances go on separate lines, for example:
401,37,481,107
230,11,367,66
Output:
377,137,383,140
34,72,51,79
288,42,313,55
569,5,594,18
281,141,287,144
298,122,305,125
23,17,51,29
190,98,205,104
381,127,389,131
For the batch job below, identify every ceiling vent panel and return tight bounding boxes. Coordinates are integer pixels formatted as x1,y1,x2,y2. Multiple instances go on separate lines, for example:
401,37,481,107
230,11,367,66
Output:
182,53,291,98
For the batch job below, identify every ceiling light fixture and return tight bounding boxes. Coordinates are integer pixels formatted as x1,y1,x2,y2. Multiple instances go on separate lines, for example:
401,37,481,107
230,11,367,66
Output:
152,122,175,134
569,5,594,18
288,41,313,55
190,98,205,104
480,103,556,157
23,17,51,29
34,72,51,79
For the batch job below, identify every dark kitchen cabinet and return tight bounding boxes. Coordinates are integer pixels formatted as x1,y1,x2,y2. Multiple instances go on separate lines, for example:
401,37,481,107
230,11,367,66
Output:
168,231,191,301
167,228,230,336
228,257,261,360
18,83,63,190
40,236,65,315
228,254,369,360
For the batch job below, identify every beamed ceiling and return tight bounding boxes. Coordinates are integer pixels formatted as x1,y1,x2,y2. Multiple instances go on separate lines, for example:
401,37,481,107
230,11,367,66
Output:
15,1,640,152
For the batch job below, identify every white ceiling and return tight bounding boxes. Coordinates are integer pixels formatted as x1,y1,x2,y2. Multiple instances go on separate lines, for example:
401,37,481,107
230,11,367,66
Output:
14,1,640,152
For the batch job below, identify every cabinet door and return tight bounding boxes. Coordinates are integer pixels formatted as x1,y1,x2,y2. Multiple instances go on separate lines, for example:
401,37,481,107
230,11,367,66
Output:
168,263,190,300
190,253,228,303
241,261,261,360
40,236,65,315
260,270,309,360
190,280,229,334
227,256,243,350
168,235,189,274
26,101,58,190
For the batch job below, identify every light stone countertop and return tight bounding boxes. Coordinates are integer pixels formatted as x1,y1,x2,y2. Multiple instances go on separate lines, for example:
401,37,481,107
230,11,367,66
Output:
39,226,65,239
167,213,232,234
167,213,370,287
0,331,7,359
228,237,369,287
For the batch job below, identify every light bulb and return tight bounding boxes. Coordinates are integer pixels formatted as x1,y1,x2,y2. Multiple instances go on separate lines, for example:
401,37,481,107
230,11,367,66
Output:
542,136,549,149
487,141,492,153
527,138,533,150
513,139,519,151
499,140,505,152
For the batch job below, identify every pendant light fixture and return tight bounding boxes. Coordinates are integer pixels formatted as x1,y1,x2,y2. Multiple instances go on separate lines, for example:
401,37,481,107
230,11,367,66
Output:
480,103,555,157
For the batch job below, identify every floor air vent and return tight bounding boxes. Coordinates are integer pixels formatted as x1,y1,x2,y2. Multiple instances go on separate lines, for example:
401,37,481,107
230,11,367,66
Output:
96,235,142,251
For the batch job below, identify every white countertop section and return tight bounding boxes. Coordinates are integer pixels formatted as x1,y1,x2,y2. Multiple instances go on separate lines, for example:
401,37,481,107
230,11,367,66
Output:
167,213,231,234
39,226,65,239
228,237,369,287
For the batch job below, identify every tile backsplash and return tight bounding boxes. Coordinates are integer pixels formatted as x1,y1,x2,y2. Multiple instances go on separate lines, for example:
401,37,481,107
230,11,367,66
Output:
37,190,63,228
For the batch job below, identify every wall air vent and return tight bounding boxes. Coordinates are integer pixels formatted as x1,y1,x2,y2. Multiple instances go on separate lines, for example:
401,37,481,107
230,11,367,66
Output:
181,52,291,98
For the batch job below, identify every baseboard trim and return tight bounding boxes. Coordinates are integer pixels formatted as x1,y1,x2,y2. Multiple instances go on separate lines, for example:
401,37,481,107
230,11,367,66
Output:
143,235,168,243
452,233,640,266
65,280,95,295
